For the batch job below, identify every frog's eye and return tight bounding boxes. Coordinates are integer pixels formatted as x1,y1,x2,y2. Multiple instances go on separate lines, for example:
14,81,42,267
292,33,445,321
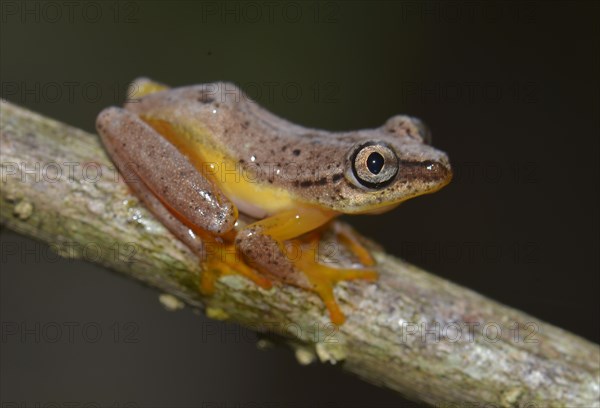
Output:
350,142,399,189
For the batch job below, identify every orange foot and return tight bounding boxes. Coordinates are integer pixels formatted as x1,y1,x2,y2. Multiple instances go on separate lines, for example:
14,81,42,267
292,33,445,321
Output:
199,239,272,295
290,236,377,325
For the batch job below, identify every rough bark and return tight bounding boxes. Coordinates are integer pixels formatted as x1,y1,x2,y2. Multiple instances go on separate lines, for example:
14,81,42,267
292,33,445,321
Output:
1,99,598,407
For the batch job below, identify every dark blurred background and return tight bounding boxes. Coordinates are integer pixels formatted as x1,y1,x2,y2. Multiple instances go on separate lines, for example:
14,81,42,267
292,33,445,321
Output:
1,1,598,407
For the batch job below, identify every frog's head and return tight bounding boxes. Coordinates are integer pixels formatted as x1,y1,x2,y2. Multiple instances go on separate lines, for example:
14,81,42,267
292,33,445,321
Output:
331,115,452,214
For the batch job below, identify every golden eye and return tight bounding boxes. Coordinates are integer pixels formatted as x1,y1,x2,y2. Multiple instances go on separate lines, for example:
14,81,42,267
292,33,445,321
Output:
350,142,399,188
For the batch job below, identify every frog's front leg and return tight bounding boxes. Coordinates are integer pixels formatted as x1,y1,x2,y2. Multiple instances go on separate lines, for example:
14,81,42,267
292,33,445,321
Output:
96,107,271,291
235,208,377,324
332,221,376,267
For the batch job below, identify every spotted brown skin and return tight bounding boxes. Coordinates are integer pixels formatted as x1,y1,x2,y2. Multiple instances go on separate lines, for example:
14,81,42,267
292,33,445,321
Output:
123,82,452,215
97,107,236,234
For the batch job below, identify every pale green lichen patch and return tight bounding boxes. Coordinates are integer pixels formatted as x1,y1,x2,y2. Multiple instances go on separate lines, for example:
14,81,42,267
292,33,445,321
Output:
159,293,185,311
86,199,105,215
4,188,18,202
315,341,348,365
256,338,274,350
206,306,230,320
294,346,317,365
500,387,526,407
13,200,33,220
219,275,251,291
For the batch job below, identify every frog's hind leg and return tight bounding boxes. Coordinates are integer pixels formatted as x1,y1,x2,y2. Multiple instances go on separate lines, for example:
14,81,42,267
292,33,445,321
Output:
119,171,266,295
97,108,205,256
97,107,237,235
97,107,271,294
198,236,272,295
114,149,206,259
236,208,377,325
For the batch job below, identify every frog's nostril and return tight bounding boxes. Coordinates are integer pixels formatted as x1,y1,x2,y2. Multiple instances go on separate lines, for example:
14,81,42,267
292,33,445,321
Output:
426,161,453,184
398,160,451,185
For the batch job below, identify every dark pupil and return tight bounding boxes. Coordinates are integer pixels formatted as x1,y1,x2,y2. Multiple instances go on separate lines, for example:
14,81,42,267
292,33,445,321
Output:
366,152,385,175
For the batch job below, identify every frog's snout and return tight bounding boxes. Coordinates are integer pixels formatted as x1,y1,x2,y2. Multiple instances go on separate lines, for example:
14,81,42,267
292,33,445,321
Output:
395,150,452,193
421,159,453,188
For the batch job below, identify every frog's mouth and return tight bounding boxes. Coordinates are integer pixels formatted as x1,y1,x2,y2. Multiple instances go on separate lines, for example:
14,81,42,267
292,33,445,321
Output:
348,160,453,215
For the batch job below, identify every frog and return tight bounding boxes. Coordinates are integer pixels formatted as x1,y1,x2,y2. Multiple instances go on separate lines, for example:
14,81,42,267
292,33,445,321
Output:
96,78,452,324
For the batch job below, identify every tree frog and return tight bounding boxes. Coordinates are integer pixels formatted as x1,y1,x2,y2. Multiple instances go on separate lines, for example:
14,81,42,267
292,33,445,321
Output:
96,78,452,324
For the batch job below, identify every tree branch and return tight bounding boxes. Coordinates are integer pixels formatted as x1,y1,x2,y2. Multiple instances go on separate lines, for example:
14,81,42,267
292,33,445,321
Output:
1,100,598,407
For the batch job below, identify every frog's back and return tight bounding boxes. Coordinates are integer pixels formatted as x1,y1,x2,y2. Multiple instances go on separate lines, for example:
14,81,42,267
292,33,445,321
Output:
125,83,350,195
125,82,451,215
